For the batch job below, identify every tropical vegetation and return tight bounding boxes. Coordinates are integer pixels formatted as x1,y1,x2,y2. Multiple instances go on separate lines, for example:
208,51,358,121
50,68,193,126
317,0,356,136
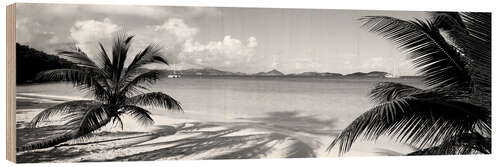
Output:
328,12,491,155
18,34,183,151
16,43,73,84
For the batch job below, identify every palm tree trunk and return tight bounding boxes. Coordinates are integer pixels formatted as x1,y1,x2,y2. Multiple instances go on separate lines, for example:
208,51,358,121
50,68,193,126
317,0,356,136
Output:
17,133,75,152
17,117,111,152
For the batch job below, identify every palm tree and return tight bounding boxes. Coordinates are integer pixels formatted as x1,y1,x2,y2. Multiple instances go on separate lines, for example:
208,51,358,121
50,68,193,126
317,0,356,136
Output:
17,34,183,151
328,12,491,155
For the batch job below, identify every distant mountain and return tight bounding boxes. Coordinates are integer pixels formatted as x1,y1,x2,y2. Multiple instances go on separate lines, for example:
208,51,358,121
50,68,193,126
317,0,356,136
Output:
345,71,389,78
163,67,395,78
255,69,285,76
167,67,245,76
291,72,343,77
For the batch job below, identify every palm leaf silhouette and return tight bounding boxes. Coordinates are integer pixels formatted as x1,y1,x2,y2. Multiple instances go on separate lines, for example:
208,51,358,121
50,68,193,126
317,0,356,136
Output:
18,33,182,151
329,13,491,155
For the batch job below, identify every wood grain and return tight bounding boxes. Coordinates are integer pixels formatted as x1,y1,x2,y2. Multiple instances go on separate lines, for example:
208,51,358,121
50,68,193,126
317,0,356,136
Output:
6,3,16,163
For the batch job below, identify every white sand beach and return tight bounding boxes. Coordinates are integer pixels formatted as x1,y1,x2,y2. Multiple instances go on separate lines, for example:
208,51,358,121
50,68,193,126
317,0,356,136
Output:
16,93,415,163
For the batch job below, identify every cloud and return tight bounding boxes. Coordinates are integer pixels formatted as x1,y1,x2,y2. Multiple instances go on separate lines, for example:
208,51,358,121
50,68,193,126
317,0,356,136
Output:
16,17,62,52
14,3,425,75
16,18,41,43
151,18,199,40
141,19,259,72
247,36,258,48
177,35,258,71
69,18,121,53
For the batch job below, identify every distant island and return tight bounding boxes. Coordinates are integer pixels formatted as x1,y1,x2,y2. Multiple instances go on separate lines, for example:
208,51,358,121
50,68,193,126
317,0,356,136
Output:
163,68,419,79
344,71,389,78
15,44,421,84
255,69,285,76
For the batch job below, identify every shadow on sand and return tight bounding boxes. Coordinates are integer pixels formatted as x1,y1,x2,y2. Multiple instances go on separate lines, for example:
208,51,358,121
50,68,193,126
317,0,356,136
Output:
16,111,338,162
16,125,176,163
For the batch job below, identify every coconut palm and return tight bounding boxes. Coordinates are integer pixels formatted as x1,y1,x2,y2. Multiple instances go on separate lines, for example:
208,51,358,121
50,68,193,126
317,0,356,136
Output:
328,12,491,155
17,34,183,151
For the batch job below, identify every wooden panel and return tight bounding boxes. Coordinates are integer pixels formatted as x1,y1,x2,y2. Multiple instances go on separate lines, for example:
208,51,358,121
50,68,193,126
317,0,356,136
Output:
6,3,16,163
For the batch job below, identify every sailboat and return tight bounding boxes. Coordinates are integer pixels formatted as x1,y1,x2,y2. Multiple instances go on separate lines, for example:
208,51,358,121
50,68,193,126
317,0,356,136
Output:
167,63,182,78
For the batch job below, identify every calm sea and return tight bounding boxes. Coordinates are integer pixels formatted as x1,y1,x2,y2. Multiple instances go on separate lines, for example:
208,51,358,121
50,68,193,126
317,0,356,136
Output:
16,77,423,129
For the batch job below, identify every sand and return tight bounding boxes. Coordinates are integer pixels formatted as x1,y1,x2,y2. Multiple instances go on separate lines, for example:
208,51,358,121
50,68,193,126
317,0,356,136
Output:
15,93,415,163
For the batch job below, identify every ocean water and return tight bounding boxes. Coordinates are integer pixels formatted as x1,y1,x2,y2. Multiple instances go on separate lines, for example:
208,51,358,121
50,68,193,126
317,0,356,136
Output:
16,77,423,129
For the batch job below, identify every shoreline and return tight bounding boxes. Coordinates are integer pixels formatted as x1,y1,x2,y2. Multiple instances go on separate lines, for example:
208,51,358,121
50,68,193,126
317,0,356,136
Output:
15,93,415,163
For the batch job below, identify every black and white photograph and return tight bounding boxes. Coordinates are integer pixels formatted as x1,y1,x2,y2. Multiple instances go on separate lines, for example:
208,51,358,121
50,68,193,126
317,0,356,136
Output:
10,2,491,163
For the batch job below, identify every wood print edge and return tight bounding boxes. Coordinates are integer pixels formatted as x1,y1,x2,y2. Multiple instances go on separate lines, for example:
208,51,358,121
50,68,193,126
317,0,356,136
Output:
6,3,16,163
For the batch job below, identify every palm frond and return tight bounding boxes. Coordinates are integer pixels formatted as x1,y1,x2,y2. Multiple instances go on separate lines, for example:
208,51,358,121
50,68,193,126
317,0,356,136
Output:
460,12,491,109
370,82,471,105
20,33,185,151
408,132,490,155
360,16,470,88
20,103,112,151
120,70,162,96
460,12,491,65
110,34,134,87
431,12,467,31
36,68,93,83
112,116,124,130
63,103,112,136
431,12,468,49
30,100,96,127
57,45,100,69
328,94,490,155
124,44,168,78
96,42,113,77
125,92,183,111
370,82,423,103
121,105,154,126
35,69,110,101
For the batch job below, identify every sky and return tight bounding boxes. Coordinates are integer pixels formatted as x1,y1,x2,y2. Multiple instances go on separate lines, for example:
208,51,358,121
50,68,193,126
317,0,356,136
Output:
16,3,430,75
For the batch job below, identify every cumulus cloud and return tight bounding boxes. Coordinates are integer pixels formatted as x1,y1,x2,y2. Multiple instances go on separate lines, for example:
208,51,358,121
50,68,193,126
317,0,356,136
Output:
142,19,259,72
247,36,258,48
16,4,260,72
151,18,199,40
177,35,258,71
69,18,121,53
15,3,424,75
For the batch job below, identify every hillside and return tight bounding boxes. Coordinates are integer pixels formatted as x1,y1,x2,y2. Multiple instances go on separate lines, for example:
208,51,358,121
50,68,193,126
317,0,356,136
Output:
167,67,245,76
345,71,389,78
291,72,343,77
255,69,285,76
16,43,73,84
